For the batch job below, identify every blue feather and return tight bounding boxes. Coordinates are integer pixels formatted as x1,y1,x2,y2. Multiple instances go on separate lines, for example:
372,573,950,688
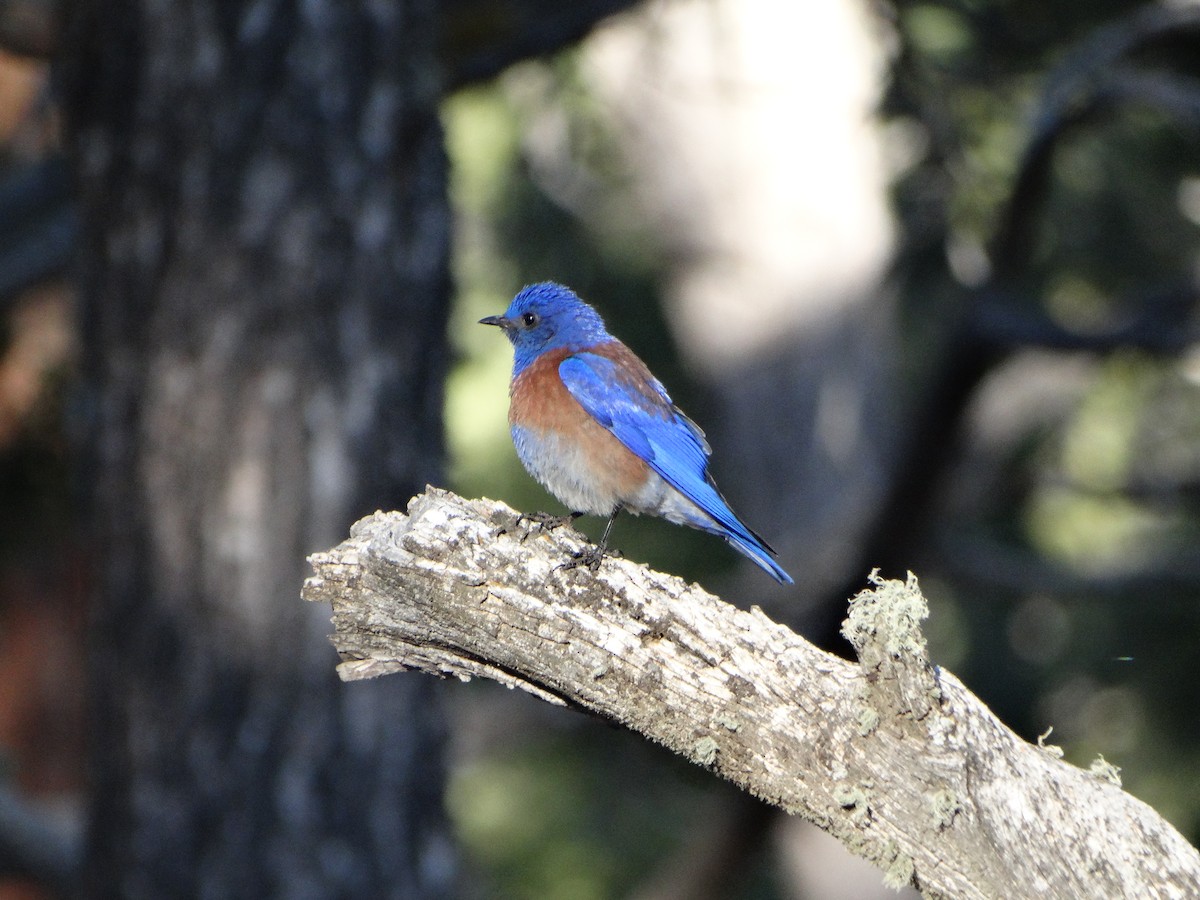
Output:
559,353,792,585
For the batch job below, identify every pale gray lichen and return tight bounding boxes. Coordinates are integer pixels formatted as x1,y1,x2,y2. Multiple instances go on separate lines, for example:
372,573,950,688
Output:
929,788,962,829
1089,754,1122,786
842,570,930,661
833,783,871,824
693,736,719,767
857,705,881,736
882,844,916,890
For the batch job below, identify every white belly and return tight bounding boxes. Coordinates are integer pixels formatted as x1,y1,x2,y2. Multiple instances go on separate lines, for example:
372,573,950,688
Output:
512,426,623,515
511,425,716,531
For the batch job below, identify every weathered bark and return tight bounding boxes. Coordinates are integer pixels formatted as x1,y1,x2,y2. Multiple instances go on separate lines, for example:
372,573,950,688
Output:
304,488,1200,900
60,2,453,896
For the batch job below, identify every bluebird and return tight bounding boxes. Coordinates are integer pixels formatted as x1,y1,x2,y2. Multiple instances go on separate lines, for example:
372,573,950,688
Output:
480,282,792,584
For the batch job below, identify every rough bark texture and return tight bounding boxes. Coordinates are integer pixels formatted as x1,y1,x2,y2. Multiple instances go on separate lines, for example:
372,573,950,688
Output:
304,488,1200,900
60,2,453,896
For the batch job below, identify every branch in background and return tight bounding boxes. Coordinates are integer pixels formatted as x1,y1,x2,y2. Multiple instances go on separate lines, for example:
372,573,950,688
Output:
440,0,640,89
0,1,636,308
303,487,1200,900
0,0,61,58
989,5,1200,276
969,285,1200,354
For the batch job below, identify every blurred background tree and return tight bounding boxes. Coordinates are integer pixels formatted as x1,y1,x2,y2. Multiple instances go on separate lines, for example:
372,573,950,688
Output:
1,0,1199,898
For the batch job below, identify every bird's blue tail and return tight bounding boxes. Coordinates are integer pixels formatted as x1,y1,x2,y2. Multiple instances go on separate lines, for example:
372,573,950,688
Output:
721,522,793,585
683,481,793,585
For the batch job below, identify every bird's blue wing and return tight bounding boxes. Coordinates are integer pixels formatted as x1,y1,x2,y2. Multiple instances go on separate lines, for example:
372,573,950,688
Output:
558,352,709,491
559,352,747,534
560,351,792,585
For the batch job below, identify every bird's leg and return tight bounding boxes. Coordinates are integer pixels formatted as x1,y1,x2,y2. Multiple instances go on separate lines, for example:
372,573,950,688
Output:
596,505,621,555
561,504,623,573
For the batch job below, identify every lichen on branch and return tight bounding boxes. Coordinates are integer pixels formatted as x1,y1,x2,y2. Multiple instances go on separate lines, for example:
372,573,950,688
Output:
303,487,1200,900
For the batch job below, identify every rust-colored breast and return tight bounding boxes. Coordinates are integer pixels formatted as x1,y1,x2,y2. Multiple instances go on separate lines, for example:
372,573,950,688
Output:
509,347,580,430
509,344,653,498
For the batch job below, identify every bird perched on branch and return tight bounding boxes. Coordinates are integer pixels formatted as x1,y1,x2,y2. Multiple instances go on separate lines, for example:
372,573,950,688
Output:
480,282,792,584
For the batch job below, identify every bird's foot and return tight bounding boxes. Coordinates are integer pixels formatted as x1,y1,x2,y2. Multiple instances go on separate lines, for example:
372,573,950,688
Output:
557,543,621,574
494,511,582,541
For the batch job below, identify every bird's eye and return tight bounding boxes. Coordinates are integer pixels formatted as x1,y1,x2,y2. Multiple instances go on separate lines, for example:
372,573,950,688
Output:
521,312,540,328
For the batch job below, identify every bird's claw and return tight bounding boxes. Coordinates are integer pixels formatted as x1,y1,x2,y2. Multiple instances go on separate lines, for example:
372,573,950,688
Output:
558,547,605,574
556,543,621,574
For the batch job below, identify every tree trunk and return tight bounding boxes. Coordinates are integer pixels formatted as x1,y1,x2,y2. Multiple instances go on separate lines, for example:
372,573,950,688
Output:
304,488,1200,900
60,1,454,895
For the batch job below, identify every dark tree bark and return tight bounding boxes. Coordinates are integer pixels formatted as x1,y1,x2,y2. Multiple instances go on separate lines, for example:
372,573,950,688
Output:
59,1,454,896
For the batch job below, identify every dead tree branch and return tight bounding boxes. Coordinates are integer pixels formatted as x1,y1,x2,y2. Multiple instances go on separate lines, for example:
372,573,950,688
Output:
302,487,1200,900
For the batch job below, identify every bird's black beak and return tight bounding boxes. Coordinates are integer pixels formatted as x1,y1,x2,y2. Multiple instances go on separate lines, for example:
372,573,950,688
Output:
479,314,511,329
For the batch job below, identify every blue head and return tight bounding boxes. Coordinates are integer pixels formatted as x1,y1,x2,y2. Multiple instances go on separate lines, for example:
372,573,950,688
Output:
480,282,612,374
